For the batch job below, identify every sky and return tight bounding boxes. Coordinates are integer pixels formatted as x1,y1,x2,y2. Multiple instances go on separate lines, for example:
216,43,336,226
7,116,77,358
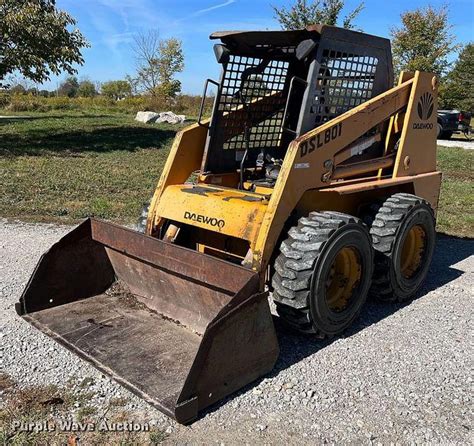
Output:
42,0,474,94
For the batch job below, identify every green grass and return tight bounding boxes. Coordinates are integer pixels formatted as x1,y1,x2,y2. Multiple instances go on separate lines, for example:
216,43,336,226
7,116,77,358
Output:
0,111,472,237
436,146,473,237
0,112,179,224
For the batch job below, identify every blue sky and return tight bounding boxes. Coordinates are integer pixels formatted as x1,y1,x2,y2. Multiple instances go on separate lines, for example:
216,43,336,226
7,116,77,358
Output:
45,0,473,93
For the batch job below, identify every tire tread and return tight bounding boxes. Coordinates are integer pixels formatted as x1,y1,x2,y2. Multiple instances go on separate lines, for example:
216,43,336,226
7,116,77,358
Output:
369,193,433,302
272,211,368,335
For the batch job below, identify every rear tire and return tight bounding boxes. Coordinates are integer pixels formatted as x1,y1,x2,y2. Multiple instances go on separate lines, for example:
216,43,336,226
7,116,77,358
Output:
369,193,436,302
272,211,373,336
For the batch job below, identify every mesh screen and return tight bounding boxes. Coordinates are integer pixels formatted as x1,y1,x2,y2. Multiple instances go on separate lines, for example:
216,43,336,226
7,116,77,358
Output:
218,56,290,151
314,49,378,125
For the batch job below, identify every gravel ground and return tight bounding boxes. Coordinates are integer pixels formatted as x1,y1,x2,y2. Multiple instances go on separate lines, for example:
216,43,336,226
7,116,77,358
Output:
1,219,473,444
437,138,474,150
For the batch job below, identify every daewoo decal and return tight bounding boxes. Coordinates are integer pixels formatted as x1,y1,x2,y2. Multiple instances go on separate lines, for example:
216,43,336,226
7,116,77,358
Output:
184,211,225,229
413,92,434,130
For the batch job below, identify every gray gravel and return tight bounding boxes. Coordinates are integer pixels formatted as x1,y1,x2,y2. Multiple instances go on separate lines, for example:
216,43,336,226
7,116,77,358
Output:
1,219,473,443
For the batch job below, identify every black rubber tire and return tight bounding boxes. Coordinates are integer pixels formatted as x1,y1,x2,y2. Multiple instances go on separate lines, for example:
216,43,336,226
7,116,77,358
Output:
272,211,373,336
440,130,453,140
369,193,436,302
136,200,150,233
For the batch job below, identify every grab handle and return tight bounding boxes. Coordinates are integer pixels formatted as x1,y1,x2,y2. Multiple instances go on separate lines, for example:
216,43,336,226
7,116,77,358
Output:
281,76,308,136
198,79,220,128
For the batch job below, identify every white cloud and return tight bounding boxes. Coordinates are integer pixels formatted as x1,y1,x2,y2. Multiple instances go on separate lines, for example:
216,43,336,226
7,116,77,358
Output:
192,0,236,17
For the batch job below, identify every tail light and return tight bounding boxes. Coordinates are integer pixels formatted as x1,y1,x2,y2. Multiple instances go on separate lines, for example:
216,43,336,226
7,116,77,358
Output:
458,113,464,122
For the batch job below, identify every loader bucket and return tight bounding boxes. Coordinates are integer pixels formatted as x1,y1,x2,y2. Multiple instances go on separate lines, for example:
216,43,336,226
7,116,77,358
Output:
16,219,279,424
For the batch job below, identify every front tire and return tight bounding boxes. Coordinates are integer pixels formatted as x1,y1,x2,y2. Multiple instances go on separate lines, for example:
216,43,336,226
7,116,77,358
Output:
369,193,436,302
272,211,373,336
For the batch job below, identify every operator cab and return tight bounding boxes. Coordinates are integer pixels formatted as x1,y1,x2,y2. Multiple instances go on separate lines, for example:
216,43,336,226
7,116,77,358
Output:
197,25,393,192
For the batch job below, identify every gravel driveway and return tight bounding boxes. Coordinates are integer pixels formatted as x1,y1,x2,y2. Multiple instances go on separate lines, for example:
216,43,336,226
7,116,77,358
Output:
1,219,473,444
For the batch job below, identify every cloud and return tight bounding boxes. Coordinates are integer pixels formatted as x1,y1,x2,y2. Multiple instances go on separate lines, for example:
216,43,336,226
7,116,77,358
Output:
104,32,136,47
192,0,236,17
171,0,237,27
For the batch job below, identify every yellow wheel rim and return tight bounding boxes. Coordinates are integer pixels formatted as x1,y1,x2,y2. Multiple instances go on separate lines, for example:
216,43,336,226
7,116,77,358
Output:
325,247,361,312
400,225,426,279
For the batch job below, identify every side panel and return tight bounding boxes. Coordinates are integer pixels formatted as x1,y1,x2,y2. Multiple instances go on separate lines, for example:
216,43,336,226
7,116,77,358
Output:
412,172,443,216
156,185,268,243
393,71,438,177
146,122,209,234
298,172,442,217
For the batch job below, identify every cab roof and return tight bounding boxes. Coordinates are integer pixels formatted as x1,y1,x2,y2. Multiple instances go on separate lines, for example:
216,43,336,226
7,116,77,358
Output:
210,25,391,51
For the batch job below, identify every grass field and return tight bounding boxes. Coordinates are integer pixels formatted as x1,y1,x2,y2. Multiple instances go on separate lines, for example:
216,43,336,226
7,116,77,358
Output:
436,146,473,237
0,112,472,237
0,112,179,224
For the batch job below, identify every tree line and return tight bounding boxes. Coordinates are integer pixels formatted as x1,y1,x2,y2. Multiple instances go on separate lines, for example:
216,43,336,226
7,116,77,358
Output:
1,0,472,111
8,77,134,100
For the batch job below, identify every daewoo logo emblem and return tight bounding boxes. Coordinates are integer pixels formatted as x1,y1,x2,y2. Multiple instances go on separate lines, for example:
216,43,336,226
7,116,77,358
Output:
184,211,225,229
417,92,434,120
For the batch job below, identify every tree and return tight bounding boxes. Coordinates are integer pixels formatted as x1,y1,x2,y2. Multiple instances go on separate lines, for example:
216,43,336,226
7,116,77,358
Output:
77,79,97,97
101,80,132,100
125,74,140,96
391,6,458,78
57,76,79,97
440,43,474,111
272,0,364,30
9,84,26,95
26,87,39,95
0,0,88,85
133,31,184,101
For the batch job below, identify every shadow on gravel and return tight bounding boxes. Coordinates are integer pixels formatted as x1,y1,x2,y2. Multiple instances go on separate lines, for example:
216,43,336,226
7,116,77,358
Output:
200,234,473,420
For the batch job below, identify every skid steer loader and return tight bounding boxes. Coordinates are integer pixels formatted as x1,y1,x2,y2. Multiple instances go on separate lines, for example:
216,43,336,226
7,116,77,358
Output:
17,25,441,424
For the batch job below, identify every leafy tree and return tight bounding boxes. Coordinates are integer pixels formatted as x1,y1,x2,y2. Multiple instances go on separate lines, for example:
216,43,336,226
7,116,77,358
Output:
57,76,79,97
77,79,97,97
125,74,140,96
391,5,458,78
272,0,364,30
440,43,474,111
101,80,132,100
0,0,88,85
133,31,184,100
9,84,26,95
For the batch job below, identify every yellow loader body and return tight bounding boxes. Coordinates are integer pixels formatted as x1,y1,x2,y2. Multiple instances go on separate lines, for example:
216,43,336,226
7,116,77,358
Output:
18,25,441,424
148,71,441,276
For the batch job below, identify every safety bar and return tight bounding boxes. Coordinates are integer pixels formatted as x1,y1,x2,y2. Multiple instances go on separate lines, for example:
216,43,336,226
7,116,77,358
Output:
198,78,220,128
